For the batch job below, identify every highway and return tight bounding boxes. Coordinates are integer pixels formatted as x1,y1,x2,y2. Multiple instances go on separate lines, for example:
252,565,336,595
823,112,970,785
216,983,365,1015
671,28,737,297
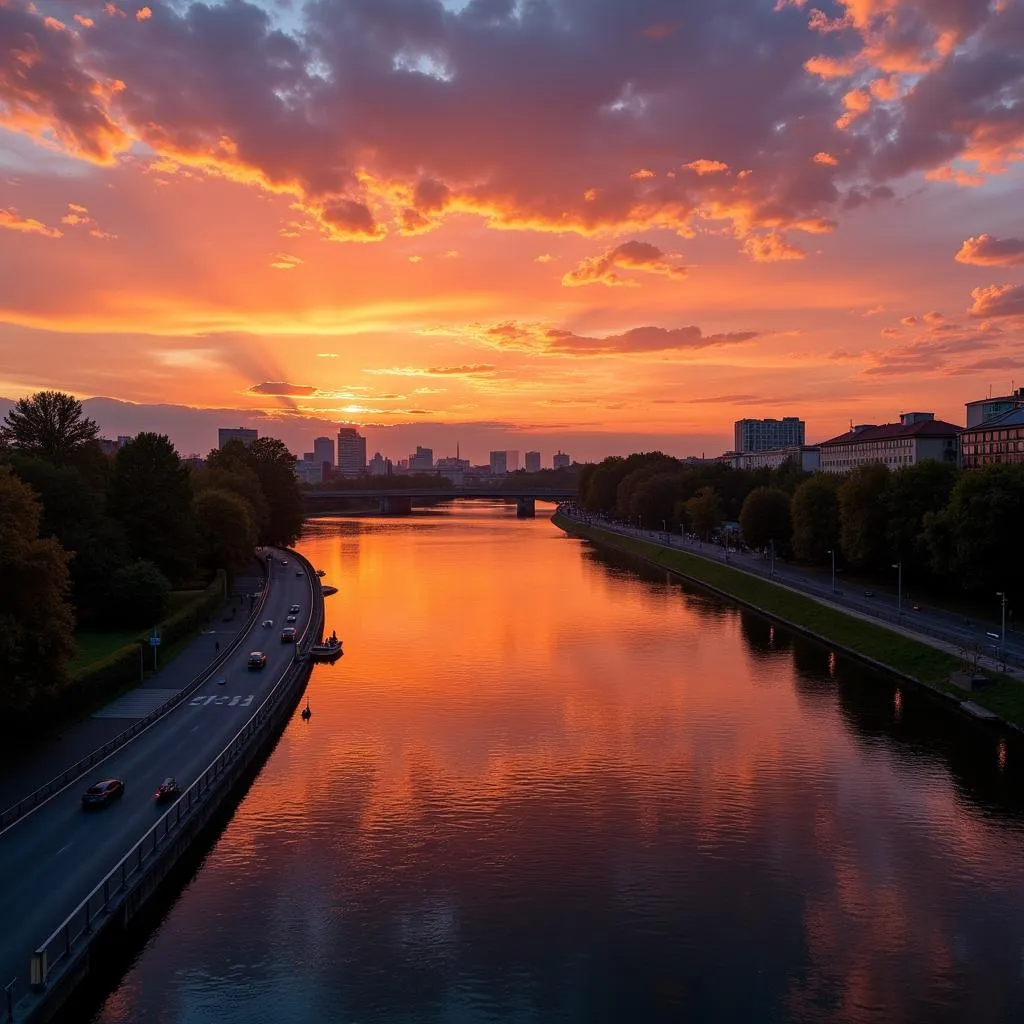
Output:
0,550,315,1005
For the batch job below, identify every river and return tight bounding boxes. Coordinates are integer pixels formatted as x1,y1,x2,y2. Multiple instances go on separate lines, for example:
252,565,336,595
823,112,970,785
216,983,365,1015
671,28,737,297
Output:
83,501,1024,1023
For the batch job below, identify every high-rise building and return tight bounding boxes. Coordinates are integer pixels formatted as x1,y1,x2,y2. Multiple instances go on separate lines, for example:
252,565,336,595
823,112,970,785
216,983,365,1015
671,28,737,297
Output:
524,451,541,473
313,436,335,468
818,412,960,473
964,387,1024,428
218,427,258,449
489,450,508,475
337,427,367,477
409,446,434,471
368,452,392,476
733,417,805,453
553,451,571,469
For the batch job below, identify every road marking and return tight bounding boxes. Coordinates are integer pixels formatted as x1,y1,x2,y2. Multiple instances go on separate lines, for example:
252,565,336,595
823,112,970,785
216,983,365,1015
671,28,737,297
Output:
190,694,254,707
56,843,72,855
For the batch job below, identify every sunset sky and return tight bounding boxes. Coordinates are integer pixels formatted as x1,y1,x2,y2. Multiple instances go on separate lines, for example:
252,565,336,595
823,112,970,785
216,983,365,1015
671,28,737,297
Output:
1,0,1023,462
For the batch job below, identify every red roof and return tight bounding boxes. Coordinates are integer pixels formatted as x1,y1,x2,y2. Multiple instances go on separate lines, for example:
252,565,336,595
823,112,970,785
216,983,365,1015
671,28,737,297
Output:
820,419,962,446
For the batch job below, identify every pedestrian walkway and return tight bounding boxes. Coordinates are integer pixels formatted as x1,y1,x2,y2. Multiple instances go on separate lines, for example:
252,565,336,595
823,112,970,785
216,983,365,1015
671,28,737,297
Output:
0,568,264,814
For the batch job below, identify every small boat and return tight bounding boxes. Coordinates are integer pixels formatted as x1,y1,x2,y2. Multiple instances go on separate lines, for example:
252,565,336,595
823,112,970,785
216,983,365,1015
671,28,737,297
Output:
316,570,326,578
301,701,312,720
321,585,338,596
309,632,343,660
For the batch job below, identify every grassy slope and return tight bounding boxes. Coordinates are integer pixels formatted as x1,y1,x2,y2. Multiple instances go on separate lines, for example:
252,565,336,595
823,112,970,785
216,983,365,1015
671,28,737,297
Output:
553,515,1024,728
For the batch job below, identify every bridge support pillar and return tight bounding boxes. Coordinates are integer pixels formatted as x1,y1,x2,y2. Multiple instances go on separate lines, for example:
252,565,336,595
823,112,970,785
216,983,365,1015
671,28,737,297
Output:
516,497,536,518
380,496,412,515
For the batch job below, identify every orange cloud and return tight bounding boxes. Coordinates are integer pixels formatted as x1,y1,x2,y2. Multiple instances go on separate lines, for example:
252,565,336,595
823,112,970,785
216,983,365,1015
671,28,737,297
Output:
683,159,729,175
269,253,303,270
812,152,838,166
742,232,805,262
562,241,686,288
74,15,95,28
0,207,62,239
969,284,1024,319
955,235,1024,267
136,7,152,21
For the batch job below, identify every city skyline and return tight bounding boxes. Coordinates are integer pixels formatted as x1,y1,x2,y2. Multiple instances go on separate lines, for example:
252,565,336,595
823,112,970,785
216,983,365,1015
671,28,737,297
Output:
1,0,1023,458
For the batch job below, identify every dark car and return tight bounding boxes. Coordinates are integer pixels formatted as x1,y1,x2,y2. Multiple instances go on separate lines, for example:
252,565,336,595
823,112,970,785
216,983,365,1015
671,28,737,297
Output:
248,651,267,670
295,570,304,578
280,627,297,643
289,604,301,615
154,778,181,804
82,779,125,808
863,591,875,598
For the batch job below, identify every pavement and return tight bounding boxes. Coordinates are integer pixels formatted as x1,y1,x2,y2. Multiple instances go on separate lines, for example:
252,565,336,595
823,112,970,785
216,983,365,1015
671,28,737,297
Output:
562,513,1024,681
0,550,318,1008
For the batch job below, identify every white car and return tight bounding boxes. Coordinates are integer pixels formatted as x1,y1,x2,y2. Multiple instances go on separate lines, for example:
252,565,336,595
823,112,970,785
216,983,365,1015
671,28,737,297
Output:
262,619,273,628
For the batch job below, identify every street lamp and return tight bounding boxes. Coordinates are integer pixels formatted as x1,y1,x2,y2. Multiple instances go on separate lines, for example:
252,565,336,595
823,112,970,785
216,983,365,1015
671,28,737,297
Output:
769,538,775,579
662,519,667,541
828,548,836,595
893,561,902,616
997,591,1008,671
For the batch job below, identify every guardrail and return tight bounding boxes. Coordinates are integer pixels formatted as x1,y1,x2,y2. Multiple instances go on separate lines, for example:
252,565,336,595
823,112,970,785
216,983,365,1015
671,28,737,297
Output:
26,548,324,999
558,513,1024,671
0,563,272,834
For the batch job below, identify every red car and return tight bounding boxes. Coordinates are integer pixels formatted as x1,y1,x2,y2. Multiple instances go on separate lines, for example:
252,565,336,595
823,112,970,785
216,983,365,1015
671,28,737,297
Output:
82,779,125,809
154,778,181,804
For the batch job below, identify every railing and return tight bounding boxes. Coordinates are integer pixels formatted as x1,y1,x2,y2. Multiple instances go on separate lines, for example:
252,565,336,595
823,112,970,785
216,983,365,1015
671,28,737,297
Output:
28,549,323,996
557,512,1024,672
0,566,272,834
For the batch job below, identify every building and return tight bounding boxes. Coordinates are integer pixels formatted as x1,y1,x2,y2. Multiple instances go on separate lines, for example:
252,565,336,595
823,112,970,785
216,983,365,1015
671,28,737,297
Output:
728,445,820,472
524,451,541,473
294,459,324,485
218,427,257,449
490,450,508,475
368,452,392,477
313,436,335,468
733,417,805,453
553,451,571,469
959,406,1024,469
409,446,434,472
818,412,960,474
337,427,367,477
965,387,1024,428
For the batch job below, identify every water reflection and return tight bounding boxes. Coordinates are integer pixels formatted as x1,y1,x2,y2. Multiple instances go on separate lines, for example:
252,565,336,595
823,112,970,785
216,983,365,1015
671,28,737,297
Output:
87,504,1024,1024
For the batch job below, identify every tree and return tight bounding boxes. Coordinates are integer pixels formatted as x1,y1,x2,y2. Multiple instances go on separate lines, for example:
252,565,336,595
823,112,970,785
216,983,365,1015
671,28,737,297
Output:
790,474,839,565
1,390,100,467
192,463,269,538
685,486,723,539
838,463,891,572
628,471,688,528
739,487,791,553
195,488,258,578
106,560,171,629
110,433,195,583
7,455,127,624
884,461,959,581
926,464,1024,593
0,466,75,717
248,437,304,546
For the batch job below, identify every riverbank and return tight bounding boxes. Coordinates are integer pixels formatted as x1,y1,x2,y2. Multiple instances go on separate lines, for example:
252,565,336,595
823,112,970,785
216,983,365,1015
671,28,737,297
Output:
552,513,1024,731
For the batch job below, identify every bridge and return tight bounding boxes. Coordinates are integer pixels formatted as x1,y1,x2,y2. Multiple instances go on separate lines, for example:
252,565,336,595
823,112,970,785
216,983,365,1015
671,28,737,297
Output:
302,487,575,517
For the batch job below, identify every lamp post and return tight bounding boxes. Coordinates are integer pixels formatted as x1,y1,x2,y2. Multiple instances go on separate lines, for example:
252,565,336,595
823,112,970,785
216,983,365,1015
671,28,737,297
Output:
828,548,836,595
769,538,775,579
997,591,1008,671
662,519,667,542
893,561,902,616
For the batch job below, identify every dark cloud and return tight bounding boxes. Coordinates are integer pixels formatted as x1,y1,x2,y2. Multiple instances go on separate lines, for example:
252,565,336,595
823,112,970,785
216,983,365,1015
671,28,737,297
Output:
249,381,319,396
562,241,686,287
482,321,758,356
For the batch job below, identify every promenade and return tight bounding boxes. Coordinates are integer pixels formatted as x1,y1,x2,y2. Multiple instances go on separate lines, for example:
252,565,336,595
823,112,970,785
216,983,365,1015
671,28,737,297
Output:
555,507,1023,683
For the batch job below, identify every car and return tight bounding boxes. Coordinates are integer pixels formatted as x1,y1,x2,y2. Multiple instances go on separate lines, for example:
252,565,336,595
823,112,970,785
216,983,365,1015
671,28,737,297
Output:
863,591,875,598
280,627,297,643
82,778,125,809
911,603,921,611
262,619,273,628
247,651,267,670
289,604,301,615
281,560,289,566
295,570,304,578
154,778,181,804
286,614,297,623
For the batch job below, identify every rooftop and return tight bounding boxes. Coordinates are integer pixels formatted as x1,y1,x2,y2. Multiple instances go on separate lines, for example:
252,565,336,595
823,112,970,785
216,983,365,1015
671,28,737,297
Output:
821,418,962,446
962,406,1024,433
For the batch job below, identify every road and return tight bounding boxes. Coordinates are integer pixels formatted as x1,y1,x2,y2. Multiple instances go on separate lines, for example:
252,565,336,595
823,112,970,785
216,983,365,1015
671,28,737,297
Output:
0,551,315,1005
562,512,1024,671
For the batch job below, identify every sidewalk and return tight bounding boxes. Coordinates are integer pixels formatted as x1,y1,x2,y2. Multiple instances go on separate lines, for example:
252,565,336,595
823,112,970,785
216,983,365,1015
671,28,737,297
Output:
565,515,1024,684
0,566,264,813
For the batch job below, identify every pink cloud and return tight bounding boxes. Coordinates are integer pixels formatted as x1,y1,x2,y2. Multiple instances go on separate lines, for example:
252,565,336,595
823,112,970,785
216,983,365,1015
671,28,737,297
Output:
742,232,805,262
0,207,62,238
969,284,1024,319
561,241,686,288
956,235,1024,268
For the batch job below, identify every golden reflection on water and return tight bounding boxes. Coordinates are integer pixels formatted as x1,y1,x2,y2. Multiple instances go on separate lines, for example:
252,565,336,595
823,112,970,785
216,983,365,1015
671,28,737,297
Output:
92,503,1024,1024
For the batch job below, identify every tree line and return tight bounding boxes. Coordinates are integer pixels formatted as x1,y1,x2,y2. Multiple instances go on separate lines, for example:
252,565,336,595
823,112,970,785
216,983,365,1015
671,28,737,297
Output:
578,452,1023,598
0,391,304,717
